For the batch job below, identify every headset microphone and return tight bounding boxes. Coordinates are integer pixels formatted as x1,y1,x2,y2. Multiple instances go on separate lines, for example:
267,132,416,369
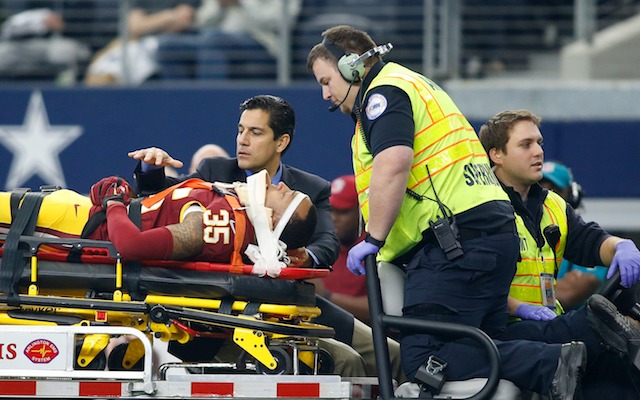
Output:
328,79,355,112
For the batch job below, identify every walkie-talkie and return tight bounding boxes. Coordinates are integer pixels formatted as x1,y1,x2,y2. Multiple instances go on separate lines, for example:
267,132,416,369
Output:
430,217,464,261
543,224,561,277
423,163,464,261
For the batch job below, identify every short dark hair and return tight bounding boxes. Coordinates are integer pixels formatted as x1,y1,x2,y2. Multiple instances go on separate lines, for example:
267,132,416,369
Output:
239,95,296,155
280,203,317,249
478,110,542,165
307,25,379,72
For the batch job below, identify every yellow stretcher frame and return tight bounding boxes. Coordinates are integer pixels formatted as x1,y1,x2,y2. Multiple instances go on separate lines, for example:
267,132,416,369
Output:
0,234,335,374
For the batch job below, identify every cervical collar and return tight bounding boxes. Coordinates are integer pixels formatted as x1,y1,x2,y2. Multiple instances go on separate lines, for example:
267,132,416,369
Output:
246,171,281,262
273,191,308,239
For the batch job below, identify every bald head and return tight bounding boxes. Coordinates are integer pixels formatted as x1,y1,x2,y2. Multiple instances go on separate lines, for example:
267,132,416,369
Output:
190,144,230,173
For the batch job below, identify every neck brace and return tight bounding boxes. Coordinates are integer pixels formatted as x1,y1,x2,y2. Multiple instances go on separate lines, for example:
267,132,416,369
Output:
235,170,310,277
273,192,308,239
243,170,287,277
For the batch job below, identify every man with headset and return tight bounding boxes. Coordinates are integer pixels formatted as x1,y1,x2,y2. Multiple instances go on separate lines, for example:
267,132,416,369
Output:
478,109,640,399
307,25,590,398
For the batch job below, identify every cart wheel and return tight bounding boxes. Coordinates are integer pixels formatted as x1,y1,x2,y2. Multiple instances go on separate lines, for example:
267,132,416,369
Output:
149,305,169,323
74,340,107,370
256,346,292,375
107,342,144,371
317,347,334,374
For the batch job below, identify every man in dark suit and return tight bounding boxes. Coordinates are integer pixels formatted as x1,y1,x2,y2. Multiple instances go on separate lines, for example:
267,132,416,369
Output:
129,94,403,380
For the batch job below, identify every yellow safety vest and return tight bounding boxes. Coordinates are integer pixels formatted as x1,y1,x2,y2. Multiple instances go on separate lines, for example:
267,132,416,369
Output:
353,63,509,261
510,190,568,315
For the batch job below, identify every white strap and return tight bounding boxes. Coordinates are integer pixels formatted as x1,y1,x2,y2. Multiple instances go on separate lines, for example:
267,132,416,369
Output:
273,192,308,240
246,171,281,265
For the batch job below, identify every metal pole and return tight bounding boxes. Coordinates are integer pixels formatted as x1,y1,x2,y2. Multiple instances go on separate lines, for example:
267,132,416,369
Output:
364,255,394,400
448,0,462,79
423,0,435,77
277,0,292,85
438,0,449,75
574,0,596,43
118,0,131,86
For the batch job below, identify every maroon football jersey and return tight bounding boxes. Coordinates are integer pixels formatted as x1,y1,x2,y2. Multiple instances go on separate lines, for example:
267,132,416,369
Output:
89,187,254,263
140,187,253,263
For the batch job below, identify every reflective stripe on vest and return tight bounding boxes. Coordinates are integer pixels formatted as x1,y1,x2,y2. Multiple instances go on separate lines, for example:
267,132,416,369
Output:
353,63,509,261
510,190,568,314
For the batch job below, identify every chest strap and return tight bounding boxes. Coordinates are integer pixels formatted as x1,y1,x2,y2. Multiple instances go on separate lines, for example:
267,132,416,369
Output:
1,191,49,296
223,193,247,268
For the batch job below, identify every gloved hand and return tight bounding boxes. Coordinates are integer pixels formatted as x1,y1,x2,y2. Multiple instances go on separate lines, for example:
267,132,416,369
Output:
346,241,379,276
515,303,557,321
90,176,132,209
607,239,640,288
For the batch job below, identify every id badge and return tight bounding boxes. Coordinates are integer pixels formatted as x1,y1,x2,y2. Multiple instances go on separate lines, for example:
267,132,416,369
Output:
540,273,556,308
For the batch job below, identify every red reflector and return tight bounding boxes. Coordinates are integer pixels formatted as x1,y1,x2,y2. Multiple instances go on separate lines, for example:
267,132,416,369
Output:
277,382,320,398
79,381,121,397
0,381,37,395
95,311,107,322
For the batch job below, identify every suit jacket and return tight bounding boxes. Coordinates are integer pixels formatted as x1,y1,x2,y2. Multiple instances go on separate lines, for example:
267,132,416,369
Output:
134,157,340,267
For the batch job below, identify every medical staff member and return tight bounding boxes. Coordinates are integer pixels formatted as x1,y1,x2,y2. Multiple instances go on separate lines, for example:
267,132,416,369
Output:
307,25,584,398
478,109,640,399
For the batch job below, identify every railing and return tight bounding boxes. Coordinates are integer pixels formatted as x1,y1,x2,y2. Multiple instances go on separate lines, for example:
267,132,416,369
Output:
0,0,637,85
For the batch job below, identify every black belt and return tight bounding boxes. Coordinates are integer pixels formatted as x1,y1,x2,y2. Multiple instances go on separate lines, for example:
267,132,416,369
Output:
423,220,514,245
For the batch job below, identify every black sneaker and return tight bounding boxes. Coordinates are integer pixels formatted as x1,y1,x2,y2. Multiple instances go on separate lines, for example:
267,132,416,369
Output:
549,341,587,400
586,294,640,357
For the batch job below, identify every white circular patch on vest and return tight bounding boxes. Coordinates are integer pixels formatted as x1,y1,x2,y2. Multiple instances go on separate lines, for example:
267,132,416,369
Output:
365,93,388,120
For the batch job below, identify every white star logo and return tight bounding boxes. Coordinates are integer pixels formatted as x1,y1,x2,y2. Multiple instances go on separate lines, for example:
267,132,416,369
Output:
0,91,82,190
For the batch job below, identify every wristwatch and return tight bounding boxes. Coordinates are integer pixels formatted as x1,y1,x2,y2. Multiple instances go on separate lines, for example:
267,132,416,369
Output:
365,232,386,247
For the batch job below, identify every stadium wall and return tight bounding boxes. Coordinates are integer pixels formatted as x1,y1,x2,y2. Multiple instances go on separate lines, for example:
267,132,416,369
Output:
0,82,638,229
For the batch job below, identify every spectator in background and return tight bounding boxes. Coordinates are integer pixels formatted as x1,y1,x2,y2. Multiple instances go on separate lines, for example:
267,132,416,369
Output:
0,3,90,82
189,143,229,174
313,175,369,324
85,0,198,85
155,0,301,80
541,161,605,310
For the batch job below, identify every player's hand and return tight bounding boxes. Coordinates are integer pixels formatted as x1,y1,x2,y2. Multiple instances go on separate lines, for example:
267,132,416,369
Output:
287,247,311,268
90,176,132,208
128,147,184,169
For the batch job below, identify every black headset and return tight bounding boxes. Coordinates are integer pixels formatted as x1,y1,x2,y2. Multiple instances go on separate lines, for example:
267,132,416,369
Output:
321,38,393,83
562,166,584,209
568,180,584,210
322,38,366,82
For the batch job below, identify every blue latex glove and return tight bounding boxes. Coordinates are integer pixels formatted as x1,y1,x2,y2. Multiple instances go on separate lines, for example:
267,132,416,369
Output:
515,303,557,321
607,239,640,288
346,241,380,276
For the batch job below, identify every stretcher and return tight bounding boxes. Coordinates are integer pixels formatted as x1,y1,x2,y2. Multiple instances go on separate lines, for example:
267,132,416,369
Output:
0,224,336,380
